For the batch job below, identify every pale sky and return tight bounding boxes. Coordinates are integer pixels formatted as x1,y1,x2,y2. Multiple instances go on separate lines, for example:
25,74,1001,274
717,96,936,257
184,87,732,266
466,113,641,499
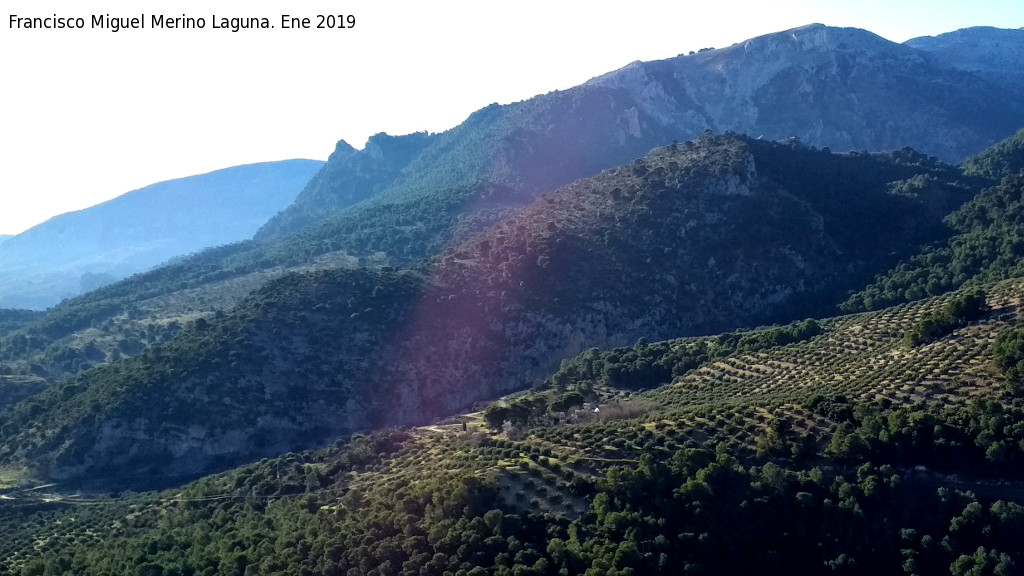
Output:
2,0,1022,235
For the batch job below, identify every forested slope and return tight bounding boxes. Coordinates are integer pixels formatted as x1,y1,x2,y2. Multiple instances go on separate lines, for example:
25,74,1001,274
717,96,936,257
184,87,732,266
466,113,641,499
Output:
5,279,1024,575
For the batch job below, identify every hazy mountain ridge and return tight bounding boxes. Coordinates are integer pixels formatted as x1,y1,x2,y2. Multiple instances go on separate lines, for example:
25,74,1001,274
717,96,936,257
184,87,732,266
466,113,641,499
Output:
0,160,323,310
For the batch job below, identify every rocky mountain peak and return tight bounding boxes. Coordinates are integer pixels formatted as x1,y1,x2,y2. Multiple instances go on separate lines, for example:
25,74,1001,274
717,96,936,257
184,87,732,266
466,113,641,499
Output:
363,131,434,161
578,23,1023,164
689,23,927,80
906,26,1024,92
329,139,358,159
255,131,439,240
733,23,899,55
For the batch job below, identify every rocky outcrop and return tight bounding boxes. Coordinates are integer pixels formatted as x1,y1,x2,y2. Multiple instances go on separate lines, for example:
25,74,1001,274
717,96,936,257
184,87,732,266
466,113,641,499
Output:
255,132,437,240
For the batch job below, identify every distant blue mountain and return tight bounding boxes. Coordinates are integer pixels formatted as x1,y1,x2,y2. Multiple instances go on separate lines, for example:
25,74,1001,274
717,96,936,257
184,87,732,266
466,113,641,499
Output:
0,160,322,309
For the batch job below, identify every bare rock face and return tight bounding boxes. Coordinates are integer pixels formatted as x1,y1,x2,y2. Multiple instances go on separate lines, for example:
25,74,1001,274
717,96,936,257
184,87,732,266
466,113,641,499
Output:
587,24,1024,163
906,26,1024,93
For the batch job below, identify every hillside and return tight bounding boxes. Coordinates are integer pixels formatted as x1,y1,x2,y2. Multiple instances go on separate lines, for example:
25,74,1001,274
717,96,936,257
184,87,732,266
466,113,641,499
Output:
0,160,322,310
845,134,1024,311
4,279,1024,575
961,127,1024,180
0,309,42,339
0,134,979,484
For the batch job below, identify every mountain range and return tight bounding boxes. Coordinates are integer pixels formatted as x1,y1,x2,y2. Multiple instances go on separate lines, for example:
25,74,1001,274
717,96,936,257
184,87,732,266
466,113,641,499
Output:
248,24,1024,268
4,23,998,344
4,21,1024,576
0,160,322,310
0,22,1022,484
0,133,988,483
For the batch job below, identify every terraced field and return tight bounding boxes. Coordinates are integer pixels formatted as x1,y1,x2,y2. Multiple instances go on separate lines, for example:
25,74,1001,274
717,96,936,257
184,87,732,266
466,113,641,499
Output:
515,281,1018,475
657,286,1016,411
